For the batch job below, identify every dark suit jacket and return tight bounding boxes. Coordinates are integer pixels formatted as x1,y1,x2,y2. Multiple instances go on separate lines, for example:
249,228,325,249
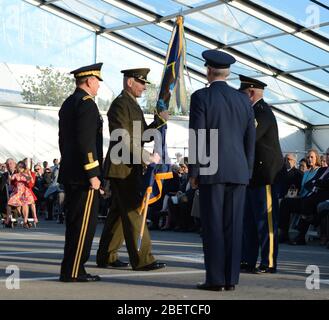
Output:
58,87,103,185
277,166,303,198
250,99,283,187
103,90,157,180
305,167,329,193
188,81,256,185
0,171,15,212
0,172,6,193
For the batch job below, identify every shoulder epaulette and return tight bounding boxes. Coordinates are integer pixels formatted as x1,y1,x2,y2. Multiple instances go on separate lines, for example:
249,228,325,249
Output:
83,95,93,101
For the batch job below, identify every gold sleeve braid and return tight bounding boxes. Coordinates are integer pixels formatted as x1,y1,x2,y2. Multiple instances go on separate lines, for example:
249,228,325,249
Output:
84,152,99,171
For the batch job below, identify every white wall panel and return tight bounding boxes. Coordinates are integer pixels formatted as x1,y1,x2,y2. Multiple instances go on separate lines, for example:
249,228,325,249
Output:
0,104,307,164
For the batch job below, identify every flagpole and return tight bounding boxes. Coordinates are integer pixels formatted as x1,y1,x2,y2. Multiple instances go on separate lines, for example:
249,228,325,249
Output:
137,192,151,251
137,15,186,251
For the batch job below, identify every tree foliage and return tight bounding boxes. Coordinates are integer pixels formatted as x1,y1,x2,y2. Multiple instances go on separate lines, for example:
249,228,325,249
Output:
21,66,75,107
97,97,113,112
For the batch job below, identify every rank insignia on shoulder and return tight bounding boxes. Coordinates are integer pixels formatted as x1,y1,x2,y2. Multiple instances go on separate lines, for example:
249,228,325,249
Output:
83,95,93,101
255,119,258,128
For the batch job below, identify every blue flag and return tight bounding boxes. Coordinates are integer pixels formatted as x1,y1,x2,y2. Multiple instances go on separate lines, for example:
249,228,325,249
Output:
138,16,187,250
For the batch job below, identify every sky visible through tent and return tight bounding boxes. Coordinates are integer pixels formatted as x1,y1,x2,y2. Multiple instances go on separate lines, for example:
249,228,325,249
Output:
0,0,328,126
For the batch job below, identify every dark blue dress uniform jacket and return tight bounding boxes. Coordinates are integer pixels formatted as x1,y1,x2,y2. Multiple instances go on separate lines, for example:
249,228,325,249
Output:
58,87,103,185
189,81,255,184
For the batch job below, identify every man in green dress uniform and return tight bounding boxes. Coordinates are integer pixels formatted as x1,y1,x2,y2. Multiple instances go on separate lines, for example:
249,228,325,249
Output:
97,68,168,271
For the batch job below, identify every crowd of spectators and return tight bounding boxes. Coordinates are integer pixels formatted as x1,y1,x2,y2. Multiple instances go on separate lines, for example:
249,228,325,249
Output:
146,148,329,249
1,149,328,249
276,148,329,249
0,158,64,228
147,157,201,234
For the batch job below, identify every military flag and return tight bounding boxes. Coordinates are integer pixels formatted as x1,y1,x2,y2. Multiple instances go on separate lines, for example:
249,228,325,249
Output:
137,16,187,251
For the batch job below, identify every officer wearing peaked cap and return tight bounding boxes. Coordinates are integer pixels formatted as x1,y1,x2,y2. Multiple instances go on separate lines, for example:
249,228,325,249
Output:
189,50,256,291
58,63,104,282
239,75,283,274
202,49,236,69
97,67,168,271
120,68,152,84
239,75,267,91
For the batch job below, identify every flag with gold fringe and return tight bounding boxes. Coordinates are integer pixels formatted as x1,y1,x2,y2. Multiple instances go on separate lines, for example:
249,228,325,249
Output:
137,16,187,251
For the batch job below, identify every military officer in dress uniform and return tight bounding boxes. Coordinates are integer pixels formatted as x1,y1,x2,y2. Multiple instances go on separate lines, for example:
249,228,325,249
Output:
96,68,168,271
189,50,256,291
239,75,283,274
58,63,104,282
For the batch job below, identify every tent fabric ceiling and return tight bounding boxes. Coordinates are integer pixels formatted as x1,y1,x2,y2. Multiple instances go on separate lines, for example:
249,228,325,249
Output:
29,0,329,126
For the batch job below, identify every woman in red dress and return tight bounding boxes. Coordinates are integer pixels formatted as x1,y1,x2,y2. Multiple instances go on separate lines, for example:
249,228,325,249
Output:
7,161,35,228
23,158,38,224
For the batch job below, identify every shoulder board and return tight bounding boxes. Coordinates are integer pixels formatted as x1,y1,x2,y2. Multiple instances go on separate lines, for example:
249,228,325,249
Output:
83,95,93,101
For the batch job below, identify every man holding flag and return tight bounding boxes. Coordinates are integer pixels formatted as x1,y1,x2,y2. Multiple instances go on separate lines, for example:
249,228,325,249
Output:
97,68,168,271
97,16,187,272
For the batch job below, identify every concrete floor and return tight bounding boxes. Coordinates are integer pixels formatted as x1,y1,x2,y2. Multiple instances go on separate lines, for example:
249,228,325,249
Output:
0,220,328,300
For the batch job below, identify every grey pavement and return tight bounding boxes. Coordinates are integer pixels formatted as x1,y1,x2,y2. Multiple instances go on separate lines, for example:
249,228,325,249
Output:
0,220,328,300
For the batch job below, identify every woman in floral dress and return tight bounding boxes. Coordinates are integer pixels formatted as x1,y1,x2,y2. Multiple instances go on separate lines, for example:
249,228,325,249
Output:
23,158,38,224
7,161,35,228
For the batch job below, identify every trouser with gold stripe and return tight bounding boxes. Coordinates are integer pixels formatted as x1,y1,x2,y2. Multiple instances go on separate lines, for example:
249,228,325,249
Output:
241,184,279,269
60,185,99,279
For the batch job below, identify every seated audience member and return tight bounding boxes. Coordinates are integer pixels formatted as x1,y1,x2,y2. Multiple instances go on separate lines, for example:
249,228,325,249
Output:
44,163,64,222
23,158,38,225
33,164,46,215
51,158,60,172
6,161,35,228
42,167,53,219
43,161,49,171
279,149,320,243
277,153,303,199
320,155,328,168
0,163,6,173
159,161,188,230
165,158,196,232
147,164,180,230
298,158,308,173
292,148,329,245
174,152,183,166
0,159,16,223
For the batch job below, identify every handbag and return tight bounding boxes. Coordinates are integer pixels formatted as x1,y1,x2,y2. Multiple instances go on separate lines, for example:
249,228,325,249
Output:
285,185,298,198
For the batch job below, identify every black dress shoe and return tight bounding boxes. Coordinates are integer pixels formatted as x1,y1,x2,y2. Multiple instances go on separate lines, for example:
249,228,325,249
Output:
84,274,101,281
225,285,235,291
59,274,101,282
134,261,166,271
240,262,249,271
109,260,130,268
240,262,257,273
197,283,225,291
256,265,277,274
